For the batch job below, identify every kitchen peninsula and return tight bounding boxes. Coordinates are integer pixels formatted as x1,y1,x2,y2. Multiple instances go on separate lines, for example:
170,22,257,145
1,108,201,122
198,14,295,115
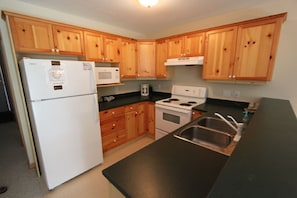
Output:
103,98,297,198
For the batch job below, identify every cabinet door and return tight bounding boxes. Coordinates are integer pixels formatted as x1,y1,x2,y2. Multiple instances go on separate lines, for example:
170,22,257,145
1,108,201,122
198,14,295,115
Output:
137,41,156,77
184,32,205,57
146,102,155,137
103,35,120,62
203,26,238,80
120,38,137,78
136,103,146,136
125,108,138,140
234,19,282,80
84,31,104,61
52,25,84,55
167,37,183,58
9,16,54,53
155,39,167,78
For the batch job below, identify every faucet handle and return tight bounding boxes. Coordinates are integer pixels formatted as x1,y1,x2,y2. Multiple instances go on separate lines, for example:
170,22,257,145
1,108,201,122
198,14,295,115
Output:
227,115,239,126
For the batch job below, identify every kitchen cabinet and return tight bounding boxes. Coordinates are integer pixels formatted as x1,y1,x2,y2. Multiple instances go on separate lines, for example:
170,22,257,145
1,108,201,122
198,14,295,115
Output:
119,38,137,78
7,13,84,55
125,102,146,140
203,13,286,81
233,17,284,81
99,106,126,152
203,26,238,80
137,41,156,77
192,110,203,120
155,39,167,78
8,16,55,53
52,25,84,55
84,31,120,62
146,102,155,137
167,32,205,58
84,31,104,61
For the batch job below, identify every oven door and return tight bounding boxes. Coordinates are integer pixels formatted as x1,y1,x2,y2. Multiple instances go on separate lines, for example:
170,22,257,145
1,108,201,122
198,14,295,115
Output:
155,104,192,134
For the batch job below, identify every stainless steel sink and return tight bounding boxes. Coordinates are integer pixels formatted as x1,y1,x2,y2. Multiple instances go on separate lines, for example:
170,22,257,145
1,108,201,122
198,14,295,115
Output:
196,117,237,136
174,116,237,155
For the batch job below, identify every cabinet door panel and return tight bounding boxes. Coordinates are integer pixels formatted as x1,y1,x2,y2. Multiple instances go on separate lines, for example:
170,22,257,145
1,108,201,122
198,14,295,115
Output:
104,36,120,62
184,32,205,56
84,32,104,61
137,42,156,77
203,27,237,80
10,17,54,53
234,23,276,80
52,25,84,55
155,40,167,78
120,39,137,78
167,37,183,58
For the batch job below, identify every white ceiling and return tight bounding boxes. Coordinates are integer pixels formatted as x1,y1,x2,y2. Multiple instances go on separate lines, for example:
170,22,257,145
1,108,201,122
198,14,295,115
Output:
17,0,273,37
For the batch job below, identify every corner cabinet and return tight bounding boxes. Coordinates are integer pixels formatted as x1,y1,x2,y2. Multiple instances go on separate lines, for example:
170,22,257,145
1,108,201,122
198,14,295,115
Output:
203,13,287,81
137,41,156,78
119,38,137,78
155,39,168,78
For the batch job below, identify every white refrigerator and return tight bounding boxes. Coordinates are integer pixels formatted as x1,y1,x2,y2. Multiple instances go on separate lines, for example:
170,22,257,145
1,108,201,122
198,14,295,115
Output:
19,58,103,190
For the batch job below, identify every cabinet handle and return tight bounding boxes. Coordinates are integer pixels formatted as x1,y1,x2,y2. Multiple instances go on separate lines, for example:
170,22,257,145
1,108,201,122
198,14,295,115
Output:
113,139,117,143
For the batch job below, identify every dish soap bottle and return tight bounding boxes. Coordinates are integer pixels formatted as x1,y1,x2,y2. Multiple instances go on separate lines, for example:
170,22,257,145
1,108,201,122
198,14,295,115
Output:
242,110,249,134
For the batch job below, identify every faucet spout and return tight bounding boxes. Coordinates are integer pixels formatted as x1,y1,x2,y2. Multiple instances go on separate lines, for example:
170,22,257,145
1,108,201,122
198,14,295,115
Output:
214,113,242,142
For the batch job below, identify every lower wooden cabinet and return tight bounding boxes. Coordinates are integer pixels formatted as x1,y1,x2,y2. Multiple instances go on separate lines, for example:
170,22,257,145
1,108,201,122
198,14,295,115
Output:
192,110,203,120
100,102,155,152
99,106,126,152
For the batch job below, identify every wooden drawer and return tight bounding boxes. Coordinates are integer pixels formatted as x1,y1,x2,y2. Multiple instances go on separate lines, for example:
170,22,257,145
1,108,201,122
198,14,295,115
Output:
100,115,125,136
100,106,125,120
125,103,139,113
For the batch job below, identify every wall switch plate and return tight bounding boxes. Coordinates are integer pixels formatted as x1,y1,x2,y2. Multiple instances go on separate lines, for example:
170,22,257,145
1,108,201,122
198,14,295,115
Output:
223,90,231,97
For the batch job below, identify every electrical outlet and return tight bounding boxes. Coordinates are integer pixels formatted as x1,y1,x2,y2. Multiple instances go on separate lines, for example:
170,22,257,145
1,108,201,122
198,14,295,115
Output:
223,90,231,97
233,90,240,98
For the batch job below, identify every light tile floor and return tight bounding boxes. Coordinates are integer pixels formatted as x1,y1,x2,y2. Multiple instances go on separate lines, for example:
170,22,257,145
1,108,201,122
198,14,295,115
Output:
0,121,154,198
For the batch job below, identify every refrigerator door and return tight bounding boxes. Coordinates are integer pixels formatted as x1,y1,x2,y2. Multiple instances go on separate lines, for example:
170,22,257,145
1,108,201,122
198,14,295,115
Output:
20,59,97,101
28,94,103,190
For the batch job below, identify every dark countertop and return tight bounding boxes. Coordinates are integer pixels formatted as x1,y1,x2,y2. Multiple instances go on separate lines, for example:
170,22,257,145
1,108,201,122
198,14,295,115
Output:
99,91,170,111
102,97,297,198
103,134,228,198
208,98,297,197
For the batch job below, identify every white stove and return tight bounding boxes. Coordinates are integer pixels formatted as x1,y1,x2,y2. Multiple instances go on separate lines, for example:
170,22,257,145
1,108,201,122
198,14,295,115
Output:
155,85,207,140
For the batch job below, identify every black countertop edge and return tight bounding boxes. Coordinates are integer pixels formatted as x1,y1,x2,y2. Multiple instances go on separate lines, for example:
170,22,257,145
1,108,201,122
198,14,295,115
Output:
99,91,171,111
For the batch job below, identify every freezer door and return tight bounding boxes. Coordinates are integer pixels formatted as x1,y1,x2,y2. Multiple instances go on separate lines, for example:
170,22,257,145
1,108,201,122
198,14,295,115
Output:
20,59,97,101
28,94,103,190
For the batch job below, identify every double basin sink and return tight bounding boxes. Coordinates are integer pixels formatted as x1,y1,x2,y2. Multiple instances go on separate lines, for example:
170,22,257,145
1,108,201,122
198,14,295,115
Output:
174,116,237,156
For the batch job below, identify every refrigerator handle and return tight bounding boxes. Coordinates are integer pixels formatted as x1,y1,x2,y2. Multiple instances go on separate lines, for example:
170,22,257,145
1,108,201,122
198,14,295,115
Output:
93,95,99,123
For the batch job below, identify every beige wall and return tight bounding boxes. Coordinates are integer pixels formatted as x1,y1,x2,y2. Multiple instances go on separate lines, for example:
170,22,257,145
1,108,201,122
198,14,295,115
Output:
0,0,296,166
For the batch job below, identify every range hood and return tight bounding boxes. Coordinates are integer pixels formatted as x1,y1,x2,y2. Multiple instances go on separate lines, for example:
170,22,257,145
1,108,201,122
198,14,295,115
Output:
165,56,204,66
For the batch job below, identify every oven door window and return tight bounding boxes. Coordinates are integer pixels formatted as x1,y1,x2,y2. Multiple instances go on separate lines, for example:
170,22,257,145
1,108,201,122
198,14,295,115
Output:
163,112,180,124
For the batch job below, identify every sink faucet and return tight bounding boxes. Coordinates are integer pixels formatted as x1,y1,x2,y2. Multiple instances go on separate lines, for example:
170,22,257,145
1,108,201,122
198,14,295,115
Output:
214,113,243,142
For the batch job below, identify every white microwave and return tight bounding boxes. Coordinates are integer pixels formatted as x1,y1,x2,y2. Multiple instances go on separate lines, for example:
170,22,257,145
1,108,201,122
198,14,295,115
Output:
95,67,120,85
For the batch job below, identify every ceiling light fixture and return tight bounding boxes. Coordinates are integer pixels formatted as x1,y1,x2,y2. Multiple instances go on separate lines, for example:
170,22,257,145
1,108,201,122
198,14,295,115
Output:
138,0,159,8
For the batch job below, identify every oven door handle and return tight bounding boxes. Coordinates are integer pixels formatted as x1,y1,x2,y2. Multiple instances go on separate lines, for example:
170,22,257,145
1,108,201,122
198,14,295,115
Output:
155,104,191,114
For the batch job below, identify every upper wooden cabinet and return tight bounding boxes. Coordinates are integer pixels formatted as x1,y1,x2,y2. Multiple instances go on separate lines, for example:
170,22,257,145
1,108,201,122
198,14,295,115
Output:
203,13,286,81
84,31,120,62
203,26,238,80
8,16,55,53
233,18,284,81
6,13,84,55
167,32,205,58
155,39,168,78
84,31,104,61
52,25,84,55
137,41,156,77
119,38,137,78
103,35,120,62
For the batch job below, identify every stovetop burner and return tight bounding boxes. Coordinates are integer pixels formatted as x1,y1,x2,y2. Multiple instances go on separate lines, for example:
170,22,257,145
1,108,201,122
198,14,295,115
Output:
180,103,192,106
188,101,197,104
162,98,180,103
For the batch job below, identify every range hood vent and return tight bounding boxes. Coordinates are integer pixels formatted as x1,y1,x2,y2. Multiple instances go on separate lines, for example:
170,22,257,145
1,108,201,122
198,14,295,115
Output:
165,56,204,66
